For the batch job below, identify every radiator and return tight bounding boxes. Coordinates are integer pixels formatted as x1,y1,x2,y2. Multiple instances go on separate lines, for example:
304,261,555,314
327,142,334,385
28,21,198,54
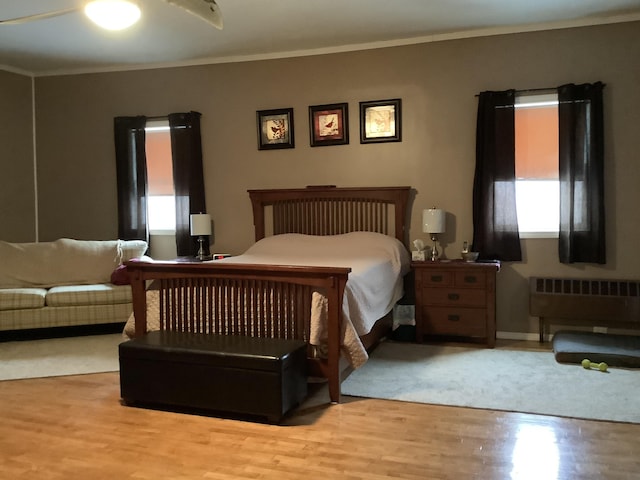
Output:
529,277,640,341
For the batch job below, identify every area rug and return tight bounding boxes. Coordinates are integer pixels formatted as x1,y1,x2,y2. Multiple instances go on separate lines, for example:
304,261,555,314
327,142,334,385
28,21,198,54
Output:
341,341,640,424
0,333,122,381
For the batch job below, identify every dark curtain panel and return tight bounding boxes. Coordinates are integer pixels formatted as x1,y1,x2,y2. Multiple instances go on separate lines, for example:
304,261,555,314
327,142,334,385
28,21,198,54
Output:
558,82,606,264
472,90,522,261
114,116,148,243
169,111,207,257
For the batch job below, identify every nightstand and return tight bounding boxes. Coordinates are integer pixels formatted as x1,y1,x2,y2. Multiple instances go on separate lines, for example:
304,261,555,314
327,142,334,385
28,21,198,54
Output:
412,260,499,347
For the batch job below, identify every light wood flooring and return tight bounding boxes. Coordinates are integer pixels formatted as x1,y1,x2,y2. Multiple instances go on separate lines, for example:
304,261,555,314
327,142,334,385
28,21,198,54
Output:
0,339,639,479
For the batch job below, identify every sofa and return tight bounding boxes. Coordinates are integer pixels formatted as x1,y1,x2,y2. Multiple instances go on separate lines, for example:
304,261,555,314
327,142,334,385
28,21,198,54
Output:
0,238,148,332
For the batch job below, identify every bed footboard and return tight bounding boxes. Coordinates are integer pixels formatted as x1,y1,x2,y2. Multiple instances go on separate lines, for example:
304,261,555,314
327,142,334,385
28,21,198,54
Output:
127,261,350,403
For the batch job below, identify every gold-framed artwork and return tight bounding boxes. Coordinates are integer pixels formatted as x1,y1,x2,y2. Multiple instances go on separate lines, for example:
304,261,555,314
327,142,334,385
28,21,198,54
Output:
359,98,402,144
308,102,349,147
256,107,295,150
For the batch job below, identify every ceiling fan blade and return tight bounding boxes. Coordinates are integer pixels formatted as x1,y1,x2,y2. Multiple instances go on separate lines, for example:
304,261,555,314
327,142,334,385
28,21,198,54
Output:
0,8,79,25
163,0,223,30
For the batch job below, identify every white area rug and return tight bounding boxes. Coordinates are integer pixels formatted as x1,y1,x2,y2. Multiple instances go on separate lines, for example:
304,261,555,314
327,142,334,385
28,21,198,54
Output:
341,341,640,424
0,333,122,381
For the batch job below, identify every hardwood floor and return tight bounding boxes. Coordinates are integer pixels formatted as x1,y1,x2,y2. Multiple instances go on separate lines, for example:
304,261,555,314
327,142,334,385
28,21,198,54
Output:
0,340,639,479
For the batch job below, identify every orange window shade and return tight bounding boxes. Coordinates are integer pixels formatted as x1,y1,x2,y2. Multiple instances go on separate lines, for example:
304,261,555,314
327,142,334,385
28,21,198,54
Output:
515,106,559,179
146,130,174,195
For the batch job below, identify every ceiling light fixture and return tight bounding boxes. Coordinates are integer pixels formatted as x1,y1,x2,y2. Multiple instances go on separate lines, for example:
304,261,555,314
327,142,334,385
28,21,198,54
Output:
1,0,221,31
84,0,141,31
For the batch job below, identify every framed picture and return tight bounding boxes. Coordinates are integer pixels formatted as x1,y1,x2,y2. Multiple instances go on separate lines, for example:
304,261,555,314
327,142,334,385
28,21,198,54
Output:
308,103,349,147
359,98,402,144
256,108,295,150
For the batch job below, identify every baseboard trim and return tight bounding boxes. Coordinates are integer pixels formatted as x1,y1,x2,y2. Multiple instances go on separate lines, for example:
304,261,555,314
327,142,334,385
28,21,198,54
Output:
496,331,543,342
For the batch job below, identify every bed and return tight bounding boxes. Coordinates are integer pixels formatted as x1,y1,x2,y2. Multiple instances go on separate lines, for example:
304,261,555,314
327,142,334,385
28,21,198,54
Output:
125,185,412,403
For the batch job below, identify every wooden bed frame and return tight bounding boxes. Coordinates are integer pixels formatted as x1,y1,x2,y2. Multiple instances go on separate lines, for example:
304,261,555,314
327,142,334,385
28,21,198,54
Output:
127,185,411,403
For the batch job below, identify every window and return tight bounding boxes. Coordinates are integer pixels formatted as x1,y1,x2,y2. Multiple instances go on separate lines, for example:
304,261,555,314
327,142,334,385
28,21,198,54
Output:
145,120,175,233
514,93,559,238
474,83,604,263
115,112,205,258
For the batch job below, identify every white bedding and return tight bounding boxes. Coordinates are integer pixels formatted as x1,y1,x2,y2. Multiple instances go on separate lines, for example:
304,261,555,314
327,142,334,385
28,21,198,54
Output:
215,232,411,367
124,232,410,368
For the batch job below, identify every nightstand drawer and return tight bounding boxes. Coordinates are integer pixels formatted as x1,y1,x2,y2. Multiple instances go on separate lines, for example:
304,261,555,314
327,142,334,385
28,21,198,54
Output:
422,288,486,307
454,271,486,288
421,307,487,337
417,269,454,287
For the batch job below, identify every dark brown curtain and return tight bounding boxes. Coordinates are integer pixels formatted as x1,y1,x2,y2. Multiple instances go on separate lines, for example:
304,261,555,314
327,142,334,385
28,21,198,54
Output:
114,116,148,243
169,111,207,257
472,90,522,261
558,82,606,264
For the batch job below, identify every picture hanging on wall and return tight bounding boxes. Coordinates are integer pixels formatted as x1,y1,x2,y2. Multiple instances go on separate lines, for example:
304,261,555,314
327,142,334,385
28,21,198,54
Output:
308,102,349,147
359,98,402,144
256,108,295,150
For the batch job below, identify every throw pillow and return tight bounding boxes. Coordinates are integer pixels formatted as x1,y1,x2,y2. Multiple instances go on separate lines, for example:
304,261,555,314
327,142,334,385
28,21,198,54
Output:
110,264,130,285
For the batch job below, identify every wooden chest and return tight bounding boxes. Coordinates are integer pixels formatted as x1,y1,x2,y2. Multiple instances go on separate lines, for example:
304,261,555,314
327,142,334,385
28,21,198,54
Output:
119,331,308,423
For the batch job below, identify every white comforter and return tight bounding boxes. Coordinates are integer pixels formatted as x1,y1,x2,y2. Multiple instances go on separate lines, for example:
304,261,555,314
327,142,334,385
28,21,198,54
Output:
215,232,411,367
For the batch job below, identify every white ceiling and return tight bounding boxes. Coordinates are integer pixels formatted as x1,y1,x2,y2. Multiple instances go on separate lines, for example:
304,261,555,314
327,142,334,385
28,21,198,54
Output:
2,0,640,77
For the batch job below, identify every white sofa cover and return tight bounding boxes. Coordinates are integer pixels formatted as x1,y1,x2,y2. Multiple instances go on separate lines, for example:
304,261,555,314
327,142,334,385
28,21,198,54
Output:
0,238,148,332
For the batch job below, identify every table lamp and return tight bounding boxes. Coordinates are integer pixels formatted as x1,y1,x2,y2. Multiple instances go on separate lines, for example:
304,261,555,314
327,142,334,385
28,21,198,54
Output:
190,213,212,260
423,208,445,261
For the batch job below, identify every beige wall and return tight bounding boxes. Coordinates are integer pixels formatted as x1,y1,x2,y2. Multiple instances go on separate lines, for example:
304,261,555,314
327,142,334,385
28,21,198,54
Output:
0,70,34,242
8,21,640,335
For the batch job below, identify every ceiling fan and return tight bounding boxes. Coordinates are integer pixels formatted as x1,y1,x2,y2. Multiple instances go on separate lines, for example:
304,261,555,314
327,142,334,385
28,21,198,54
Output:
0,0,223,31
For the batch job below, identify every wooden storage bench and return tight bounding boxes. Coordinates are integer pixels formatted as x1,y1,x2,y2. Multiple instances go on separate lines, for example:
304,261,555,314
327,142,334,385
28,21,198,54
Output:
119,331,308,423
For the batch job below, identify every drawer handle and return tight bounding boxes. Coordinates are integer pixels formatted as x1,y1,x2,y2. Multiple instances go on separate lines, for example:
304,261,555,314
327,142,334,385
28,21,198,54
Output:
448,314,460,322
448,293,460,301
464,275,477,284
431,275,444,282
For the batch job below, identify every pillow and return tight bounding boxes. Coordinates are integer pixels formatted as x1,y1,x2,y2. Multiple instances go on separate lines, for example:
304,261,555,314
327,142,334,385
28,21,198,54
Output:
241,232,411,275
119,240,148,262
0,238,121,288
110,264,131,285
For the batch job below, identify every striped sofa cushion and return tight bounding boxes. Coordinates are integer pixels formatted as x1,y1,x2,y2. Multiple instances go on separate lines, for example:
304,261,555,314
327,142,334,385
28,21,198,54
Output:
46,284,132,307
0,288,47,311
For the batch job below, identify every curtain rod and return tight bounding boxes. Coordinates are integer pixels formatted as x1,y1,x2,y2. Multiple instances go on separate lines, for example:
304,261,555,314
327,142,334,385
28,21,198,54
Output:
475,83,606,97
474,87,554,98
514,87,557,95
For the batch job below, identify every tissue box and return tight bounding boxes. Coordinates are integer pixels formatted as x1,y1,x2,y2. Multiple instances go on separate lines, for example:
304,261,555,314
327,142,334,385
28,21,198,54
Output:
412,250,426,261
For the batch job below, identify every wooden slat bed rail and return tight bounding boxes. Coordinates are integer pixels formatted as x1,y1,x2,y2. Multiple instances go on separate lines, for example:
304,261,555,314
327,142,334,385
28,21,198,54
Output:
156,277,313,340
127,261,351,403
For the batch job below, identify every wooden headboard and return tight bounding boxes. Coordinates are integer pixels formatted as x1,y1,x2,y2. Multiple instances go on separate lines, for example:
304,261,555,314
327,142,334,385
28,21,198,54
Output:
248,185,411,247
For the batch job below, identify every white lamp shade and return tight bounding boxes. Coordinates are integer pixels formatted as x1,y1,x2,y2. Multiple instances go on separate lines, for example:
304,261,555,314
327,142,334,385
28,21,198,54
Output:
190,213,211,236
423,209,445,234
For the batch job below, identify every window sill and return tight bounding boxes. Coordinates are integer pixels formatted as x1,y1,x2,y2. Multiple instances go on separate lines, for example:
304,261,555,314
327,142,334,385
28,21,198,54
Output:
520,232,558,239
